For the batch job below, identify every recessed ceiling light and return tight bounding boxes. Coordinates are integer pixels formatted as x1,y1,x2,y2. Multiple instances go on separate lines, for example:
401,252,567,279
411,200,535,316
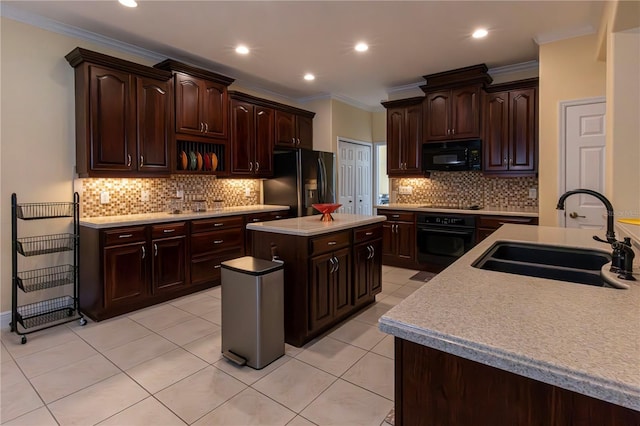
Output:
472,28,488,39
303,73,315,81
118,0,137,8
235,45,249,55
355,42,369,52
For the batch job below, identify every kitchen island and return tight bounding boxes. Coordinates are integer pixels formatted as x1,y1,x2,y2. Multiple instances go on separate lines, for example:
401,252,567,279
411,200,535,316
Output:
380,224,640,425
249,213,386,346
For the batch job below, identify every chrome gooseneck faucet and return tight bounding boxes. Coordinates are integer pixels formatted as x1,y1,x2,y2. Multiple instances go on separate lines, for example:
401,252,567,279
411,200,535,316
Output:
557,189,635,281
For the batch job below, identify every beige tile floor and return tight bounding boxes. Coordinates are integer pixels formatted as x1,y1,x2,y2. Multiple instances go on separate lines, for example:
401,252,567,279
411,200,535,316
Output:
1,266,427,425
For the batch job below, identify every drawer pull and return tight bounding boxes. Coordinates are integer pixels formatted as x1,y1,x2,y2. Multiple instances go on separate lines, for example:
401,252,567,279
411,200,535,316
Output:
391,214,400,218
252,218,261,222
327,241,337,246
214,240,224,244
365,232,373,236
275,215,283,219
214,223,224,227
118,234,133,238
214,264,221,269
163,229,175,233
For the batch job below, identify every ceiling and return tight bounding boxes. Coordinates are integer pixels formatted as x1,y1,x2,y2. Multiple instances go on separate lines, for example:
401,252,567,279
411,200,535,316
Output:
2,1,605,110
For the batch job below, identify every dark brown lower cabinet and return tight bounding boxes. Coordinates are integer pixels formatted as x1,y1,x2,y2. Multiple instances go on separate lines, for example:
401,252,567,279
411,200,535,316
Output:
104,241,147,310
151,236,187,294
252,223,383,347
353,238,382,307
394,338,640,426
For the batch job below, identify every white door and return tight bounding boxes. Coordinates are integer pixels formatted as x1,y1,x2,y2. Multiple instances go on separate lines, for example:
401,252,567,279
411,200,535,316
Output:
338,140,373,215
563,100,606,230
338,143,355,214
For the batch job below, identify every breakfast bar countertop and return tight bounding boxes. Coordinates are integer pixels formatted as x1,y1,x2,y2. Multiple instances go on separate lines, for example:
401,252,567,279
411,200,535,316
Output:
379,224,640,411
247,213,386,236
79,205,290,229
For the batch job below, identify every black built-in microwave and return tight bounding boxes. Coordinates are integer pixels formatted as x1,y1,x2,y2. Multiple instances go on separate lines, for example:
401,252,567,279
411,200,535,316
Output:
422,139,482,172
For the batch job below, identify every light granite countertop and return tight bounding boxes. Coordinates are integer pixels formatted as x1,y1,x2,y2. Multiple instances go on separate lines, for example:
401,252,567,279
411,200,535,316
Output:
379,224,640,411
247,213,386,236
79,205,290,229
376,203,539,217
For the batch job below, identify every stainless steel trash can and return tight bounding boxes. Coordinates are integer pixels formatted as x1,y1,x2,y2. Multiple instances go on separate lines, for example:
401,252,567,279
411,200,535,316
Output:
221,256,284,369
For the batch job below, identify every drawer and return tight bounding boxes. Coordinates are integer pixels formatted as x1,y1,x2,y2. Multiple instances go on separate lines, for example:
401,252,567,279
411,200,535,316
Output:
190,249,244,286
103,226,146,246
354,224,382,244
191,216,243,233
477,215,538,230
191,228,244,256
245,210,289,224
383,211,415,222
151,222,186,239
310,230,351,256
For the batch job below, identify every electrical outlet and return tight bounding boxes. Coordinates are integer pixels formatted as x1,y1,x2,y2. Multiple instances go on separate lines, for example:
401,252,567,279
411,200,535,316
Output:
100,191,110,204
176,189,184,199
245,187,252,197
141,190,150,202
398,186,413,195
528,188,537,199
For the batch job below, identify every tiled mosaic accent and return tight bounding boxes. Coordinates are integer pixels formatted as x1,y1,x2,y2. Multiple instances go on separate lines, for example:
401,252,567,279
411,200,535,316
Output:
78,176,261,217
392,172,538,209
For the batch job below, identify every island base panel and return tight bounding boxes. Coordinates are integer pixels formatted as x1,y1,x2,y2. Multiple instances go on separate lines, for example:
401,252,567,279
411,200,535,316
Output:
395,338,640,426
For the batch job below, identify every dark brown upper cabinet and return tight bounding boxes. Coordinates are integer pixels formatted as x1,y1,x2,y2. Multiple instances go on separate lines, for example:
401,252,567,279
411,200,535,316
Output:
66,48,173,177
229,92,275,177
482,79,538,175
275,110,314,150
154,60,235,143
420,64,492,143
381,97,423,177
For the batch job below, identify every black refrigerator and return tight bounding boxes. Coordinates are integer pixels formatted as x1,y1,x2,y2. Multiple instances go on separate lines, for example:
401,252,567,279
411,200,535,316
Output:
263,149,336,217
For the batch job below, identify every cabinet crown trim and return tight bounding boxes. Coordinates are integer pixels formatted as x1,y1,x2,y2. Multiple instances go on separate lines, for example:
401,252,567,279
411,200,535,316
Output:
229,91,316,118
154,59,235,86
380,96,425,108
483,77,539,93
65,47,172,81
421,63,492,92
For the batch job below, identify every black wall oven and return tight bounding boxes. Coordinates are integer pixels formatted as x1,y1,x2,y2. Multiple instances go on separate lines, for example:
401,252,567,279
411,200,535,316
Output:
417,213,476,269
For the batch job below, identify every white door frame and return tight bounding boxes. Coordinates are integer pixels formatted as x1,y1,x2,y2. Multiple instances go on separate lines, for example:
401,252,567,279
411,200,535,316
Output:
337,137,373,214
557,96,606,227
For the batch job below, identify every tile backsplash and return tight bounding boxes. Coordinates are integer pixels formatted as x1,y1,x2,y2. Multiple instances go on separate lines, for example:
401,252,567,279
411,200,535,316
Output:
78,176,260,217
391,172,538,209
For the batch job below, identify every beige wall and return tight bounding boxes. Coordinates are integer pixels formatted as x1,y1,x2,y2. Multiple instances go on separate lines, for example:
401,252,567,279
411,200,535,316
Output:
371,111,386,142
331,99,373,149
538,34,607,226
307,97,332,152
606,29,640,220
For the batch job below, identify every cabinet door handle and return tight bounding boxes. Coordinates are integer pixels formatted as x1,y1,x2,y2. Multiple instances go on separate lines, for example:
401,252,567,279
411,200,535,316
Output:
140,155,144,166
163,229,175,233
452,128,455,135
154,243,158,257
118,234,133,238
141,245,146,259
367,245,373,259
503,157,508,165
509,158,513,166
328,256,336,273
204,123,208,133
334,256,339,272
292,137,296,144
213,223,224,227
249,162,253,171
327,241,337,246
213,239,224,244
200,122,204,133
255,162,259,172
365,231,373,236
370,245,375,259
127,154,132,167
297,138,301,145
447,129,451,135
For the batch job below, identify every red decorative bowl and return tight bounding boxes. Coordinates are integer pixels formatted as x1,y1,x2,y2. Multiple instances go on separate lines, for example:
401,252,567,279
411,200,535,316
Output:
312,203,342,221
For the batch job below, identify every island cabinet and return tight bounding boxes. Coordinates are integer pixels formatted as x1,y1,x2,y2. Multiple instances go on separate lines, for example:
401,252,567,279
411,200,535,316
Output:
476,215,538,243
229,93,275,177
353,225,383,307
381,211,416,268
154,59,235,142
244,210,291,256
381,97,423,177
65,48,173,177
251,221,383,347
190,216,244,286
483,79,538,175
275,110,314,150
394,338,640,426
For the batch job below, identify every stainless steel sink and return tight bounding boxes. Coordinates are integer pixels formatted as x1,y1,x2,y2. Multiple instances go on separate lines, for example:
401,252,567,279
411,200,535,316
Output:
472,242,614,288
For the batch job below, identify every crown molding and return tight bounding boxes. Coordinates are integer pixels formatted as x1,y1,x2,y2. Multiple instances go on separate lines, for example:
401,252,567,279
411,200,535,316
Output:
534,24,597,45
387,81,424,94
488,60,539,76
1,3,165,63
